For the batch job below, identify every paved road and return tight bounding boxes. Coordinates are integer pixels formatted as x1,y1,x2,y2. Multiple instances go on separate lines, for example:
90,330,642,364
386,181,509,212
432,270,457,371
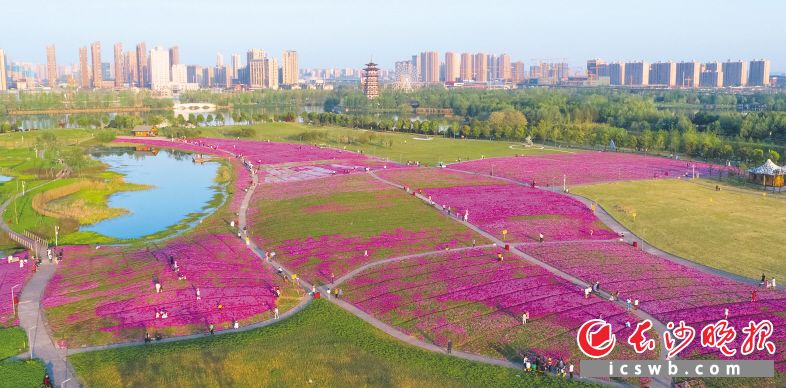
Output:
15,260,75,386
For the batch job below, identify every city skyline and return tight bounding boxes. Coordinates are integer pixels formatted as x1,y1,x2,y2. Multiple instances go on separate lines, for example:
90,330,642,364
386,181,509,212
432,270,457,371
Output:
3,0,785,71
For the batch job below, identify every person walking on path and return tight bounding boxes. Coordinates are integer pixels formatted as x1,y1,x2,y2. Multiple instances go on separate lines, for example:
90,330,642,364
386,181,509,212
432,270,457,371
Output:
538,233,544,243
569,363,574,379
626,298,632,311
584,286,591,299
761,273,766,286
522,311,529,324
196,287,201,300
724,307,729,320
209,324,215,335
633,299,639,310
772,277,777,288
752,290,757,302
447,340,453,354
274,307,280,319
155,281,162,293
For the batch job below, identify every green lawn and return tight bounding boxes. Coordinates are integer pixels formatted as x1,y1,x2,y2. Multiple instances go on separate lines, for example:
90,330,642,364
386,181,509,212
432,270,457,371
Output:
0,327,27,359
199,122,559,165
573,179,786,281
70,300,580,388
0,359,46,388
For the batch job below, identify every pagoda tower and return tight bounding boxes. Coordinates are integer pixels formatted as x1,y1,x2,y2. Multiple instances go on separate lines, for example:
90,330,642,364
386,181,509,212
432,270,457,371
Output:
362,60,379,99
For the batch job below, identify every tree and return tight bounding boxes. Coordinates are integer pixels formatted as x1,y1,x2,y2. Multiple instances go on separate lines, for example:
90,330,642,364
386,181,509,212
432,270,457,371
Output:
768,150,781,164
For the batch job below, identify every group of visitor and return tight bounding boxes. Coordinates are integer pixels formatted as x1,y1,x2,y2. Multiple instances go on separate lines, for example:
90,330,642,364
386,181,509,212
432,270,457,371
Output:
761,273,777,289
522,354,575,379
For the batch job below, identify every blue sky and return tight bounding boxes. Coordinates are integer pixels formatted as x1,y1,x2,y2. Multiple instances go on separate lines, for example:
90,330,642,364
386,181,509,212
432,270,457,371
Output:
4,0,783,71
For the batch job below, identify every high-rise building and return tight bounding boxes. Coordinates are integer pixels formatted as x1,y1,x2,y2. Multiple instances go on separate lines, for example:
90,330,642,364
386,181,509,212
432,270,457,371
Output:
46,44,57,87
202,67,214,88
187,65,202,84
699,62,723,87
264,58,278,89
148,46,170,90
362,61,379,99
171,64,187,84
675,61,700,88
473,53,488,82
623,61,648,85
393,60,416,90
460,53,473,81
79,46,90,88
248,60,265,89
444,52,459,82
411,54,421,82
136,42,148,88
608,62,625,86
231,53,240,81
247,49,265,64
721,61,747,87
169,46,180,66
282,50,298,86
487,54,498,82
648,62,676,86
113,43,123,87
216,53,224,67
586,59,605,80
214,66,229,88
90,41,102,88
125,51,138,86
511,61,526,83
419,51,439,84
748,60,770,87
0,49,7,91
101,62,111,81
497,54,511,81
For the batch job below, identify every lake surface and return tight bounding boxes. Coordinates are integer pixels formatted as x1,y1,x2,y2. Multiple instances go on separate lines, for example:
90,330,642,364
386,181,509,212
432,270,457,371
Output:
0,175,11,183
81,148,222,240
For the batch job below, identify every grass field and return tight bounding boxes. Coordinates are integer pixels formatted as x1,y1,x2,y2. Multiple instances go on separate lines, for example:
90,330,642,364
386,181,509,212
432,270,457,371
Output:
69,300,581,388
0,359,46,388
199,122,560,165
0,327,27,359
573,179,786,281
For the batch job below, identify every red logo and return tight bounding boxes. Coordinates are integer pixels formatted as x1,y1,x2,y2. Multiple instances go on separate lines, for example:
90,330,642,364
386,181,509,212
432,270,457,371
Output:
664,320,696,359
577,319,616,358
700,319,737,357
627,319,657,354
741,320,776,355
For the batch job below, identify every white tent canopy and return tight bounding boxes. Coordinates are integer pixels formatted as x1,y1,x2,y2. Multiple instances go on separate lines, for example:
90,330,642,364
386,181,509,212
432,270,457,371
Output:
748,159,784,175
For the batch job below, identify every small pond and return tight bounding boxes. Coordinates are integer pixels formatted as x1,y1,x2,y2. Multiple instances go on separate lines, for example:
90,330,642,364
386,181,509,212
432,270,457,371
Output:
81,148,223,240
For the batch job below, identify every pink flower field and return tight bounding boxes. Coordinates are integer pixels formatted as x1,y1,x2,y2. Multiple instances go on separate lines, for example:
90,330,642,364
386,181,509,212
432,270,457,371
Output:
342,248,653,366
522,241,786,369
0,251,32,326
43,233,296,346
451,152,729,186
120,138,395,184
375,167,503,189
421,184,617,242
251,174,485,283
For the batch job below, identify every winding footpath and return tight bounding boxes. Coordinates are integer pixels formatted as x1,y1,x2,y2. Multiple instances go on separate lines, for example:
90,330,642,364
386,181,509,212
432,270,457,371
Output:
2,140,702,387
240,168,624,387
369,170,673,388
1,181,75,386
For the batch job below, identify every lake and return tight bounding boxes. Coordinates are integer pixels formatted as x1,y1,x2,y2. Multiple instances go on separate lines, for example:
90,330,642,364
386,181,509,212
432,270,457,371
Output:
81,148,223,240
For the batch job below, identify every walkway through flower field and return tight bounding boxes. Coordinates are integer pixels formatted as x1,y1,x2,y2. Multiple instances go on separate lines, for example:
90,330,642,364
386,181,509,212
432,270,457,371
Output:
9,138,771,388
